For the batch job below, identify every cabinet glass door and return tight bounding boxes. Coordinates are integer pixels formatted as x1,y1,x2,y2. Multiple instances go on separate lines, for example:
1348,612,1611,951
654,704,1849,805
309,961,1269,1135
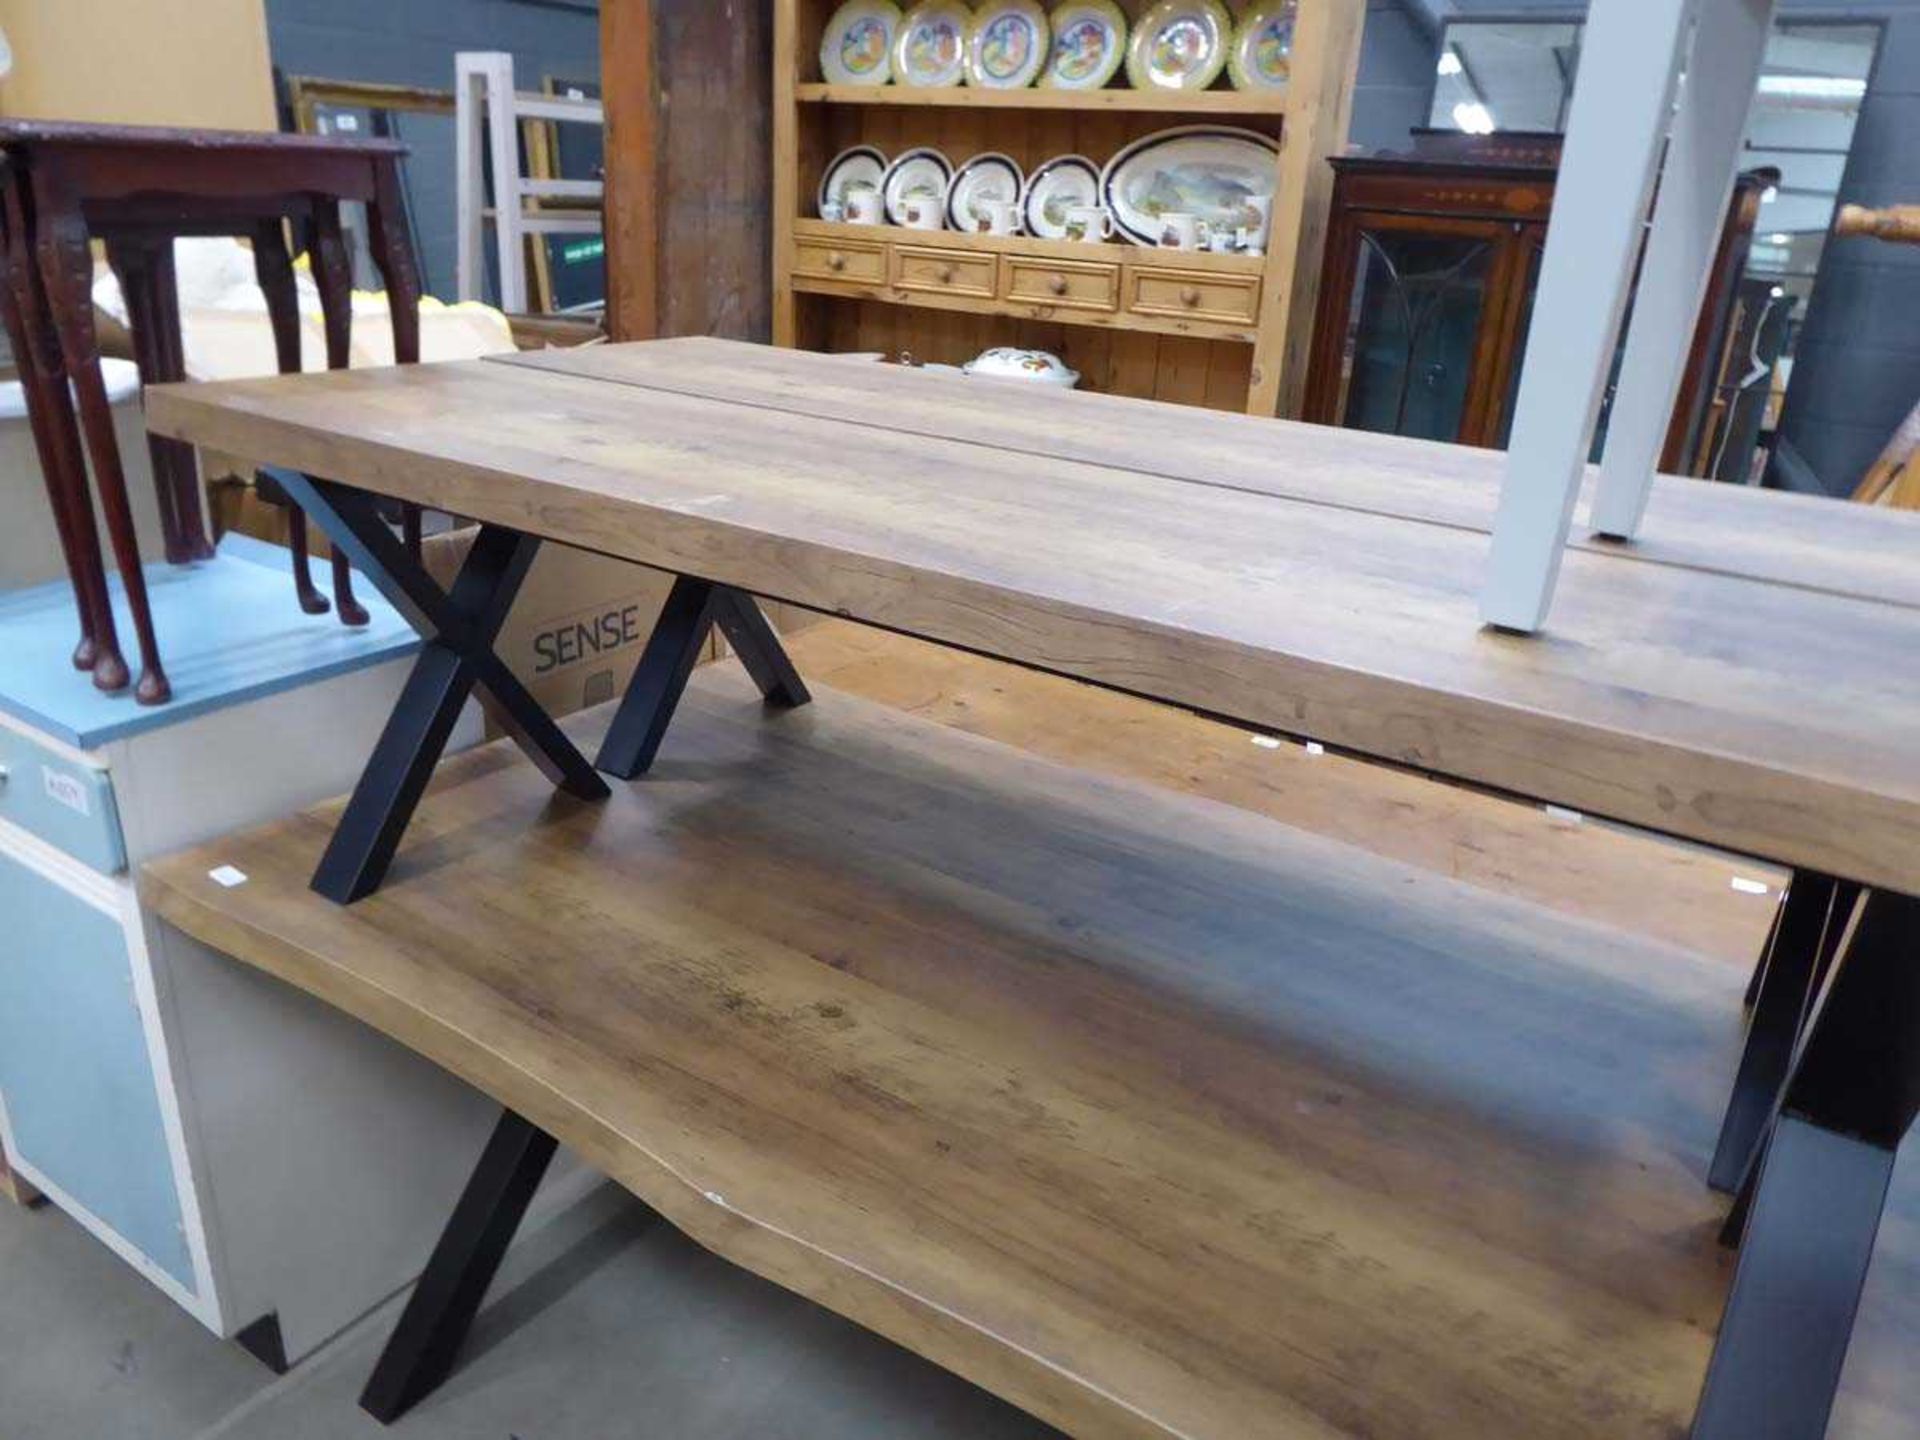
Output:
1334,221,1501,444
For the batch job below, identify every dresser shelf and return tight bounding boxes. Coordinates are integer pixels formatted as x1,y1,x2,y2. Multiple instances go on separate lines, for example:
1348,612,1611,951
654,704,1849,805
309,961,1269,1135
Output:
775,0,1366,415
795,82,1289,114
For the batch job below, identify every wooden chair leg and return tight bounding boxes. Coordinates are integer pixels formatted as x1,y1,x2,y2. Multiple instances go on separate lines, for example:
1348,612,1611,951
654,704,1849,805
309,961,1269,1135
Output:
250,220,331,617
147,242,215,560
105,236,190,564
369,158,426,557
309,200,370,627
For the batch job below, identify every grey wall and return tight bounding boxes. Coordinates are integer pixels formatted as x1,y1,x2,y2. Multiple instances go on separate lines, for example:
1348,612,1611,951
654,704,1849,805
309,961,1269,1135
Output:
1352,0,1920,495
1769,0,1920,492
262,0,601,304
1354,1,1440,151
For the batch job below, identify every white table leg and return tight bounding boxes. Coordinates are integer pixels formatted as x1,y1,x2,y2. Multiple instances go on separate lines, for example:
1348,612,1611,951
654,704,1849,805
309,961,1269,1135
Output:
1480,0,1698,632
1589,0,1777,539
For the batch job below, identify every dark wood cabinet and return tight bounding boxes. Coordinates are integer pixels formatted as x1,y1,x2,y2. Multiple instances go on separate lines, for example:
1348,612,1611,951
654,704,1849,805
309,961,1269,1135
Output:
1304,130,1771,473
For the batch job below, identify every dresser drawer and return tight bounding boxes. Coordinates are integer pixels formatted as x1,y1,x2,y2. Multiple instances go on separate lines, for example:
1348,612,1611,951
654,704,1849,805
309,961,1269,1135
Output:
1128,266,1261,327
893,245,997,300
0,724,123,873
793,235,885,284
1003,256,1121,313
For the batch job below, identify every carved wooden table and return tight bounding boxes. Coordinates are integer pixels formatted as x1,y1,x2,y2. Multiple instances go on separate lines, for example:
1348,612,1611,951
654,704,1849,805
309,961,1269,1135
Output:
0,121,424,705
146,339,1920,1438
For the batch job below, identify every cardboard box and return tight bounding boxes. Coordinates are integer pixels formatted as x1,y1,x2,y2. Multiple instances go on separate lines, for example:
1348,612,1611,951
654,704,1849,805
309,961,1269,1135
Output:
422,528,688,733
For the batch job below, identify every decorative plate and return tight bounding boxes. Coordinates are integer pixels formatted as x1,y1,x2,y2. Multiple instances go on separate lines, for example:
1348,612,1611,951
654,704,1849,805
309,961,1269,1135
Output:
945,152,1025,231
818,145,889,216
893,0,972,88
820,0,903,86
1100,125,1279,246
1042,1,1128,91
1125,0,1232,91
1020,154,1103,240
1228,1,1298,91
964,0,1050,89
881,146,955,225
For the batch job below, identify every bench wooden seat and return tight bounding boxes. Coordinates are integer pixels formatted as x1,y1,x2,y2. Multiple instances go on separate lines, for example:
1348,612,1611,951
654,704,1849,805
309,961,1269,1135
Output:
145,665,1892,1440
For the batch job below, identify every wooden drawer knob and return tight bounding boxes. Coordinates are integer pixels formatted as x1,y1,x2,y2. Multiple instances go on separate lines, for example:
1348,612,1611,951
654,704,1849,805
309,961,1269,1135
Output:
1048,273,1069,296
937,263,957,284
1180,286,1201,307
827,252,847,272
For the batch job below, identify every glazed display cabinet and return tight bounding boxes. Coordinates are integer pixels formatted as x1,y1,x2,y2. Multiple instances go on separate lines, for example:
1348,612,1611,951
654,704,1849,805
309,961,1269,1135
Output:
1304,130,1772,469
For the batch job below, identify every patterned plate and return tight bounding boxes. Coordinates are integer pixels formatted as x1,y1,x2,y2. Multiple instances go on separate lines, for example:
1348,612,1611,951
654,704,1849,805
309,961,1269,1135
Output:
881,146,955,225
1043,0,1128,91
1020,154,1103,240
1100,124,1278,246
819,0,903,86
945,152,1026,231
893,0,972,88
1228,1,1298,91
965,0,1051,90
818,145,889,216
1125,0,1232,91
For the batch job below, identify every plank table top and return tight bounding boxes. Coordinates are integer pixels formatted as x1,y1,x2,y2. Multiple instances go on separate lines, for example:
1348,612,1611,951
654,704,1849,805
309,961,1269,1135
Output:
147,338,1920,893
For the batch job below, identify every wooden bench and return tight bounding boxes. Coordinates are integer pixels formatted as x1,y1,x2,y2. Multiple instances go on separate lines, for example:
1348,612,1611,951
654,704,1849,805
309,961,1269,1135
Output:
147,664,1851,1440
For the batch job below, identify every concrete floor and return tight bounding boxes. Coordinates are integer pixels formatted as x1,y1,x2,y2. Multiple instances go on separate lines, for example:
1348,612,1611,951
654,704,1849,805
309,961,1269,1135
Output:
0,1180,1057,1440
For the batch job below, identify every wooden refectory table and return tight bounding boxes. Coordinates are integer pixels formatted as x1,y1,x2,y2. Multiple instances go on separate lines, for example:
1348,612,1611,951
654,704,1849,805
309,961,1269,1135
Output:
143,339,1920,1439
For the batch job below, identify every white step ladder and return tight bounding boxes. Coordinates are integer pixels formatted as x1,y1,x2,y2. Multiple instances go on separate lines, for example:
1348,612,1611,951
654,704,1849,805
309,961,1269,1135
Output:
454,51,605,314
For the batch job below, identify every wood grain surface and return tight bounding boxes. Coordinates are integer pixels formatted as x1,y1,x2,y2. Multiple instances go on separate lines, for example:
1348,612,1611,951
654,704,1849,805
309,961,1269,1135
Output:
146,345,1920,892
142,666,1920,1439
498,338,1920,609
790,622,1784,964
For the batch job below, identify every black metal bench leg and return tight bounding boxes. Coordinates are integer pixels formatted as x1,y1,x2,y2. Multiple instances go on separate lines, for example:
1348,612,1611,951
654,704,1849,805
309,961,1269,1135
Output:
264,469,609,903
1708,872,1840,1192
598,577,810,780
1692,890,1920,1440
712,588,812,710
1742,897,1784,1009
360,1110,558,1425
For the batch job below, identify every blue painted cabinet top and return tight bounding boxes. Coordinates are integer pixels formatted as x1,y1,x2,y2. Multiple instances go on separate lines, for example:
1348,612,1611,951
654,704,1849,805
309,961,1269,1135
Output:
0,534,418,751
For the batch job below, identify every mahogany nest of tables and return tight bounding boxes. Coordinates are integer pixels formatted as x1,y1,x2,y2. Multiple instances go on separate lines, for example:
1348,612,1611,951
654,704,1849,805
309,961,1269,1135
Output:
0,119,425,706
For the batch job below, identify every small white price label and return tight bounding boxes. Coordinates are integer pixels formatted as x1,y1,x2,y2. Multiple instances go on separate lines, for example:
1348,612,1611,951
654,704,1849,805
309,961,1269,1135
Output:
42,765,90,817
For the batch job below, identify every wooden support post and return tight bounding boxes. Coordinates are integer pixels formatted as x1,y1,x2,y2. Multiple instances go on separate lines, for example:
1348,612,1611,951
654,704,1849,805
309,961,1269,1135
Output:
1480,0,1696,632
600,0,659,342
1590,0,1776,540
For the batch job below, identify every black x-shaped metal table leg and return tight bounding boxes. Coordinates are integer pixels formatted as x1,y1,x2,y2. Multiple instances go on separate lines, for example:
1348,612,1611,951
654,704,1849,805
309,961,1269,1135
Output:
1708,871,1859,1193
598,574,811,780
265,469,610,904
1693,888,1920,1439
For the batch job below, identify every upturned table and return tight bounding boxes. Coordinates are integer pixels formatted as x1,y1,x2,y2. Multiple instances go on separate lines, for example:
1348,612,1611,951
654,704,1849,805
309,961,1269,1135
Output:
143,338,1920,1439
